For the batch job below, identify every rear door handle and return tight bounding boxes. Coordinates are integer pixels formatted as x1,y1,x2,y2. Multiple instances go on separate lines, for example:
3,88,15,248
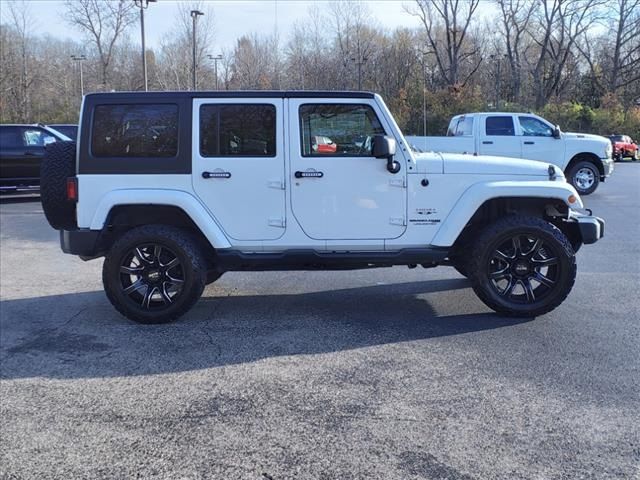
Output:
202,171,231,179
524,141,535,145
295,170,324,178
23,152,38,156
482,141,493,145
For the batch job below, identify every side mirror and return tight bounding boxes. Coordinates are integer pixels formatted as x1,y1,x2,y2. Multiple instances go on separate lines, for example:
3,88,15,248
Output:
553,125,561,139
372,135,401,174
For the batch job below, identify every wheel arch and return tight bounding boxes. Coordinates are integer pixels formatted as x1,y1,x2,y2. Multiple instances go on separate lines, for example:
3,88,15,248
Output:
565,152,604,177
431,180,581,248
88,189,231,252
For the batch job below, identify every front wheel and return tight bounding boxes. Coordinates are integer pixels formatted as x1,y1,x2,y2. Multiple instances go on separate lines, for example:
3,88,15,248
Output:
103,225,207,324
568,160,599,195
468,216,577,317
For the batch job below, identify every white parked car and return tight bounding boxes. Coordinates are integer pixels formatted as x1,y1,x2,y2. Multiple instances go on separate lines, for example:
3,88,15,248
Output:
40,91,603,324
407,112,614,195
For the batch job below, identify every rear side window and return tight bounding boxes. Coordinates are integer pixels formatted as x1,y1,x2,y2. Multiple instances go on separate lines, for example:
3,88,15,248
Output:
200,104,276,157
0,127,23,148
91,104,178,158
486,116,515,136
299,104,385,156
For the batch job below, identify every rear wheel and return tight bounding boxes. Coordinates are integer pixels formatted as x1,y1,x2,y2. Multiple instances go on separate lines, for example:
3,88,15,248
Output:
568,160,599,195
468,216,576,317
103,225,207,324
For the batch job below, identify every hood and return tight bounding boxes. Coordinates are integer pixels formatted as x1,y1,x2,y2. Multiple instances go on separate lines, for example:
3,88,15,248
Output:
564,132,608,143
438,153,559,177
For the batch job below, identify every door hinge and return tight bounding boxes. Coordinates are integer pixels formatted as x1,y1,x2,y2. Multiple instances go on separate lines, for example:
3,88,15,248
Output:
389,217,406,226
389,178,406,188
268,179,286,190
268,217,286,228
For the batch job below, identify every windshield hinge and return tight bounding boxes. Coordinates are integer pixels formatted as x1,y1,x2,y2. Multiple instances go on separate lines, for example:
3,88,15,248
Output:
389,217,406,226
268,217,286,228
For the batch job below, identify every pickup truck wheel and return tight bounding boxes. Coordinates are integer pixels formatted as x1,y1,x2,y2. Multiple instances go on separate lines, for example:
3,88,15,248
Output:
40,141,77,230
102,225,207,324
568,161,599,195
468,216,576,318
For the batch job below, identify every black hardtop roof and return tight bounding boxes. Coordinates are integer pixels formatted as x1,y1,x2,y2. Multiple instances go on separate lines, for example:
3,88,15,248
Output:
84,90,376,100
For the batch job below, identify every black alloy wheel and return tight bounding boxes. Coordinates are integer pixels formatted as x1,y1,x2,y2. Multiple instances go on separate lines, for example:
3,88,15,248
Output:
119,243,185,309
487,234,559,304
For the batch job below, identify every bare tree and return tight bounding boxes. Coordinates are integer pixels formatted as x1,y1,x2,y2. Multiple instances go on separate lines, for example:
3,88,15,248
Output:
64,0,137,89
527,0,607,108
407,0,482,87
495,0,537,103
2,1,37,121
580,0,640,94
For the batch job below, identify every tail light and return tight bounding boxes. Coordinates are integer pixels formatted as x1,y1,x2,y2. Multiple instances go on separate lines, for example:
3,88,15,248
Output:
66,177,78,202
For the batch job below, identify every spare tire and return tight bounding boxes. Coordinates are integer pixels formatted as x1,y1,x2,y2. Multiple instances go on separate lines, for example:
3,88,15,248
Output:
40,141,77,230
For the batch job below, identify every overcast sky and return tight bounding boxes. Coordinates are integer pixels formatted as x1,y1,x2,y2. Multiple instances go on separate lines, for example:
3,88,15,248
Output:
1,0,446,52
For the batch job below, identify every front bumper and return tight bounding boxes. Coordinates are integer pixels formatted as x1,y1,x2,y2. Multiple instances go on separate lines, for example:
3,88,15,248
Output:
601,157,614,178
60,229,105,259
569,210,605,245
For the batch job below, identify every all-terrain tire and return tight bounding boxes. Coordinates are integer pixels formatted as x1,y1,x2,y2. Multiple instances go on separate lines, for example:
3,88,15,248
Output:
103,225,207,324
40,141,77,230
467,215,577,318
568,160,599,195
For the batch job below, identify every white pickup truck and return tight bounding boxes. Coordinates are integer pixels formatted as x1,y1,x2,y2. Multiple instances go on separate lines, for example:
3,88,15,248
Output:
407,112,614,195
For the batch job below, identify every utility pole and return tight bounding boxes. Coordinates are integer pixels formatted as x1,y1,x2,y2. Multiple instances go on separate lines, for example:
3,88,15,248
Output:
71,54,86,96
134,0,156,92
207,54,223,90
190,10,204,90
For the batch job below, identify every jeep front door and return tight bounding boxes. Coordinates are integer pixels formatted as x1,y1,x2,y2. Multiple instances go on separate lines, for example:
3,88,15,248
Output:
288,100,406,241
192,99,286,241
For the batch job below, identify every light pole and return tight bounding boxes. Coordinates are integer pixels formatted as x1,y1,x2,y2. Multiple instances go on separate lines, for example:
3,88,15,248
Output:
190,10,204,90
490,54,508,110
207,54,223,90
134,0,156,92
71,54,86,96
351,55,368,91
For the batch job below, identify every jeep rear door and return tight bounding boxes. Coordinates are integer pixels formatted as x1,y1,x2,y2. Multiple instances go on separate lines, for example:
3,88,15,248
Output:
288,99,406,241
192,99,286,241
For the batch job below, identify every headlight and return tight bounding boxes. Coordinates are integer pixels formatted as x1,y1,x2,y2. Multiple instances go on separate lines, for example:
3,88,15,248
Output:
605,143,612,158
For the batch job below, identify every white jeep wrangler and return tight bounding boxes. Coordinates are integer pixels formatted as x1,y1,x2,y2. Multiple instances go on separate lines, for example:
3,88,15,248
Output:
40,91,604,324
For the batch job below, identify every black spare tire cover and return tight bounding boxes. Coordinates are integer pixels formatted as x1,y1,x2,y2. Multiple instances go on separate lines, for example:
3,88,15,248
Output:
40,141,77,230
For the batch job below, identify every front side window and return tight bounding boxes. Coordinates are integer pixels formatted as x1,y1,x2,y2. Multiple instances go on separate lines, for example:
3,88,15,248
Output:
200,104,276,157
299,104,385,156
92,104,178,158
486,116,515,136
454,116,474,136
519,116,553,137
22,128,56,146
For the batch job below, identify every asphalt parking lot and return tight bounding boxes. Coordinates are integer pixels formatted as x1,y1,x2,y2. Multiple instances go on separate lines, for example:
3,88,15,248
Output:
1,164,639,479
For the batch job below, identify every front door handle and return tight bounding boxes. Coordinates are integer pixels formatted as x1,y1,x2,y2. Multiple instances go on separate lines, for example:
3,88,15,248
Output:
202,171,231,179
295,170,324,179
524,141,535,145
482,141,493,145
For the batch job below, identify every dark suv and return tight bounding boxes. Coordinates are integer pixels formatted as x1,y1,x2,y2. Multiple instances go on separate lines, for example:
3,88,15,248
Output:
0,124,71,193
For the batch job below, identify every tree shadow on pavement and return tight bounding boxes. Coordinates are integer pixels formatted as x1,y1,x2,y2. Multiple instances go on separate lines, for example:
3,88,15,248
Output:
0,278,532,380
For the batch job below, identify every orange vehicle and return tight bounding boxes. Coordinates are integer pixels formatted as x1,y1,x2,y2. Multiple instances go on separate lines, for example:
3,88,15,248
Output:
311,135,337,154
